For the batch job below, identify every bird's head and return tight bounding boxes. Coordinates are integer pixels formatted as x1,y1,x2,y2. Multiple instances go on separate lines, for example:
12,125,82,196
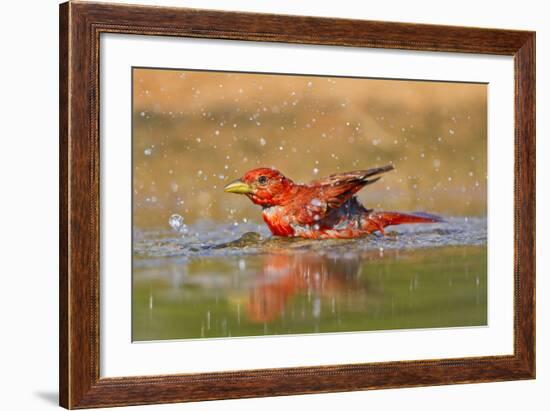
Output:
224,167,294,207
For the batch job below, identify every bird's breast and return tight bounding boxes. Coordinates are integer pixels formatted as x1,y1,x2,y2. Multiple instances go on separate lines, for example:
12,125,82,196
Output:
262,206,295,237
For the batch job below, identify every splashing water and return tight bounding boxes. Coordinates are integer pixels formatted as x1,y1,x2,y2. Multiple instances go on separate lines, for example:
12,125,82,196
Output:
135,216,487,263
168,214,185,232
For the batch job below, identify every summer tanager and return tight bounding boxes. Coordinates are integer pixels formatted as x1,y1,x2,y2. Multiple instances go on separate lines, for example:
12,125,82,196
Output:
224,166,440,239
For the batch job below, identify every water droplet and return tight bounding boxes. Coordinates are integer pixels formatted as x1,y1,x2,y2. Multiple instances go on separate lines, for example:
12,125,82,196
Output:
310,198,323,207
259,138,266,146
144,147,152,156
313,298,321,318
168,214,184,232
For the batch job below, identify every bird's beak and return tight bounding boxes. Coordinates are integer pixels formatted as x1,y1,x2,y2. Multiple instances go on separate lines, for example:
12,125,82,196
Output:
224,179,253,194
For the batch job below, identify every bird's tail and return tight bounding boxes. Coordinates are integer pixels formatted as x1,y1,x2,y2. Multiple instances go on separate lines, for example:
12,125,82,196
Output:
366,211,442,234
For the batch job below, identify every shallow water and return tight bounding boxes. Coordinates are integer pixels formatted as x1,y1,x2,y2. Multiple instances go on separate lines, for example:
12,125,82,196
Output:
132,217,487,341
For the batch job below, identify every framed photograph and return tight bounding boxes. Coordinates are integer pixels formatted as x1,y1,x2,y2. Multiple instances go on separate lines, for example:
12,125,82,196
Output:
59,2,535,408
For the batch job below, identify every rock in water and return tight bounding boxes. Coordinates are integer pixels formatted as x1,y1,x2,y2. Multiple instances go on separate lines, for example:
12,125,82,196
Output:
214,232,262,249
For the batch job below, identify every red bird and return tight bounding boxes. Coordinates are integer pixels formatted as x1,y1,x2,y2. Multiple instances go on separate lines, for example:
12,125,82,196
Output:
224,166,440,239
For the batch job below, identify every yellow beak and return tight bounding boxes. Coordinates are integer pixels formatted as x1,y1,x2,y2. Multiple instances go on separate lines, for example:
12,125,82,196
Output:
224,179,254,194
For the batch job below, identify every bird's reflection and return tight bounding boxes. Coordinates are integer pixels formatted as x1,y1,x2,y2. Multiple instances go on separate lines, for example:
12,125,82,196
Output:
246,252,370,323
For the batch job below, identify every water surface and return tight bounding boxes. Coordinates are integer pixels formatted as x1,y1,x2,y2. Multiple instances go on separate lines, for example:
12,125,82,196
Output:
133,217,487,341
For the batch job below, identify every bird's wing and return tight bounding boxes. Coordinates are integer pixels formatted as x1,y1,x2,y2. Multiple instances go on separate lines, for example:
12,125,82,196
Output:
292,165,393,226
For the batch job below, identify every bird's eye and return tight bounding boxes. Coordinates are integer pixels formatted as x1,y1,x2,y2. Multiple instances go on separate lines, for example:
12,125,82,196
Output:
257,175,268,185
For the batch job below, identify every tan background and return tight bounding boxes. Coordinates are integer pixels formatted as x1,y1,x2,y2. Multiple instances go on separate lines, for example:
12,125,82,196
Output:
133,68,487,229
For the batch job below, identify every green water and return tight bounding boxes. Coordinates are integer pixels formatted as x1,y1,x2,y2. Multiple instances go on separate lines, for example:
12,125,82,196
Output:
132,244,486,341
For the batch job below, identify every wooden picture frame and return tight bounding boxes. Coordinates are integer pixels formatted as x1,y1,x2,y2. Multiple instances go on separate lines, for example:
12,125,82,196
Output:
59,1,535,408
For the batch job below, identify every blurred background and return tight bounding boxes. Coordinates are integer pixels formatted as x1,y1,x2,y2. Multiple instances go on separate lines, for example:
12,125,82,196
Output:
133,68,486,230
